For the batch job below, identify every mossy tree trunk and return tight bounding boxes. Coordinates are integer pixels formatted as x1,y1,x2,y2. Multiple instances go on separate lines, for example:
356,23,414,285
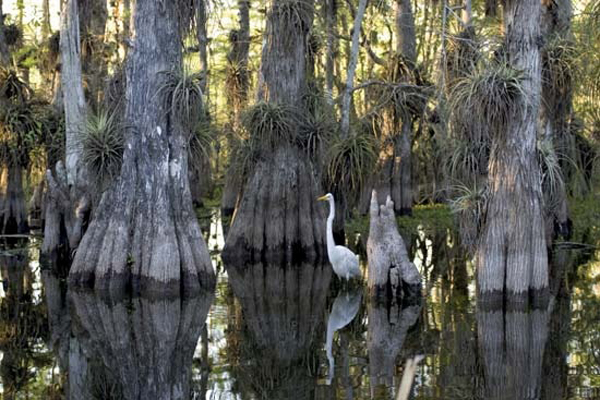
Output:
221,0,251,229
376,0,417,216
189,0,212,208
0,0,10,65
477,0,548,302
222,0,327,263
79,0,108,108
540,0,573,239
69,0,215,294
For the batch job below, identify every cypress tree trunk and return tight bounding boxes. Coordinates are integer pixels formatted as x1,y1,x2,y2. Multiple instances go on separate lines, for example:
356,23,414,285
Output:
477,0,548,302
0,0,9,65
485,0,497,18
324,0,337,104
377,0,417,215
221,0,250,230
367,191,421,299
42,0,90,266
0,164,28,234
79,0,108,108
222,0,327,263
69,0,215,294
540,0,573,239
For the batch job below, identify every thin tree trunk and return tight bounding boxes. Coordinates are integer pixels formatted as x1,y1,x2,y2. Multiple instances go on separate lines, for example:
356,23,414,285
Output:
69,0,215,294
462,0,472,27
485,0,497,18
190,0,211,207
324,0,338,104
42,0,52,38
196,0,209,96
477,0,548,302
340,0,368,138
221,0,251,231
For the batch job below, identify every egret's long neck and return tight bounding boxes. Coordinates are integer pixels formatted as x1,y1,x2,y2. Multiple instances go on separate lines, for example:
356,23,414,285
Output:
326,198,336,254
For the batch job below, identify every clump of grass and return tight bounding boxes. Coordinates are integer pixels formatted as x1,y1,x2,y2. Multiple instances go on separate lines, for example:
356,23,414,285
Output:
537,138,566,209
157,67,204,132
448,183,489,251
80,111,124,186
4,24,21,47
0,69,32,103
449,61,526,137
0,102,41,166
297,84,336,158
227,131,260,182
225,59,250,111
542,35,577,94
325,131,378,195
189,117,215,173
446,137,489,185
275,0,313,32
445,27,480,83
241,101,299,152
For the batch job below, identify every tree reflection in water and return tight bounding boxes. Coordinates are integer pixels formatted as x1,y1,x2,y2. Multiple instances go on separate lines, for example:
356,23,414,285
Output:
225,262,332,400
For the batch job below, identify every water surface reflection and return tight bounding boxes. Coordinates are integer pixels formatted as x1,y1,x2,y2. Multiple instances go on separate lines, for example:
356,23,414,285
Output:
0,232,599,399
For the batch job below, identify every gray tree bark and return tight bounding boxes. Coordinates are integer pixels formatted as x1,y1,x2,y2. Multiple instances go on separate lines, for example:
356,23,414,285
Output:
340,0,368,138
540,0,573,240
477,0,549,302
367,191,421,299
324,0,337,104
68,0,215,294
0,164,28,234
41,0,90,267
222,0,327,263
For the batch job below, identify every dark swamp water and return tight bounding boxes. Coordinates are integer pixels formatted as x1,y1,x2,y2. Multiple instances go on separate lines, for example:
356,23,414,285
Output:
0,211,599,400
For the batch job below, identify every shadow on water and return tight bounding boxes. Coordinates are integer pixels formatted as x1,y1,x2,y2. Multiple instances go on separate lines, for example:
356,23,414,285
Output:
0,223,599,399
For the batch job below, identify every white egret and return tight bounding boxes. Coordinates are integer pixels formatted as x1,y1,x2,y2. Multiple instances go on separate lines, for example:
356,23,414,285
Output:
317,193,361,280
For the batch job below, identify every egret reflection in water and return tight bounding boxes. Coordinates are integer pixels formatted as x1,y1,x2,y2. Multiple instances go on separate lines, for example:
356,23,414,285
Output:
325,286,362,385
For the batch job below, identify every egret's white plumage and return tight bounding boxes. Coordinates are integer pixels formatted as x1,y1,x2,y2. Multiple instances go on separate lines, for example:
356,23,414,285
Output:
317,193,361,280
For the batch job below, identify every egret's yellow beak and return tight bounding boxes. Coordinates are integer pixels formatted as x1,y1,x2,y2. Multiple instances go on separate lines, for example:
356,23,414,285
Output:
317,195,328,201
